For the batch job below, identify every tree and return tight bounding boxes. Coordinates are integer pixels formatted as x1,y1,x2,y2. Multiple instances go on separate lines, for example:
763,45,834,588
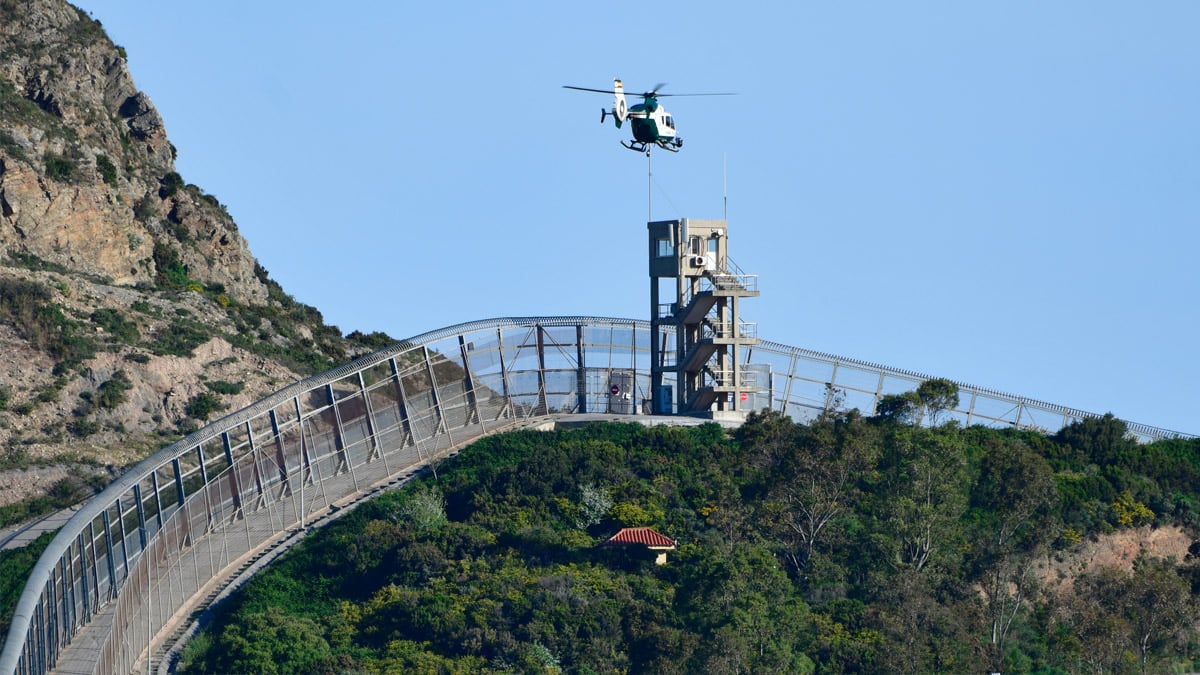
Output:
759,411,876,572
677,547,816,673
865,569,980,674
575,483,612,530
1052,566,1132,672
1124,557,1195,672
878,427,969,572
969,438,1059,671
1055,556,1195,673
396,484,447,531
1055,412,1135,465
916,378,959,426
873,392,921,424
738,409,800,471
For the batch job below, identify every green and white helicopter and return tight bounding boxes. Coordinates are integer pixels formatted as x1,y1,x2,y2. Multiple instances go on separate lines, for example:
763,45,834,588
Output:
563,79,733,154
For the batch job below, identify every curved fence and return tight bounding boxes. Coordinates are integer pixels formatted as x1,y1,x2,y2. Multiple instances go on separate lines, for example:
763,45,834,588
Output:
0,316,1190,674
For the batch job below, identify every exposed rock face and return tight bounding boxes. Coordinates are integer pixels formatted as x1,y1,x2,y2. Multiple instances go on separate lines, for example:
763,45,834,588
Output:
0,0,266,301
0,1,381,509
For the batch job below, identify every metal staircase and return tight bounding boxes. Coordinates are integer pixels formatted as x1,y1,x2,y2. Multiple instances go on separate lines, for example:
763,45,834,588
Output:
648,219,761,418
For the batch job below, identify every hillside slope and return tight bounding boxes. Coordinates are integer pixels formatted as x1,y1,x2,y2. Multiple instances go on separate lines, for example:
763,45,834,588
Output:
179,418,1200,674
0,0,388,515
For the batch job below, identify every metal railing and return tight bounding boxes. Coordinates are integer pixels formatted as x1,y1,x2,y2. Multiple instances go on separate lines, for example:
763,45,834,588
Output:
0,316,1190,674
700,320,758,341
703,368,760,389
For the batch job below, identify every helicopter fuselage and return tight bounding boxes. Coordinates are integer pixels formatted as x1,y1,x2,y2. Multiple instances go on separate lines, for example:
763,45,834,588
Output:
628,99,675,142
625,98,681,152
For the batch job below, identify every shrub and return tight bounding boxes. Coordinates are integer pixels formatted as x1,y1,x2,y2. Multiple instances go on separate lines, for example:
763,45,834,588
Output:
185,392,223,421
397,485,447,531
0,279,94,367
158,171,183,198
43,152,74,182
152,242,193,289
133,195,157,221
5,252,68,274
0,131,26,162
206,380,244,395
96,371,132,410
346,330,396,351
149,320,210,357
67,417,100,438
90,308,140,346
95,153,117,186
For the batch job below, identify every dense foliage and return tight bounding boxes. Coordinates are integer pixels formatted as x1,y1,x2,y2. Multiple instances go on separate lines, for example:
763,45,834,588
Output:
179,409,1200,674
0,531,55,638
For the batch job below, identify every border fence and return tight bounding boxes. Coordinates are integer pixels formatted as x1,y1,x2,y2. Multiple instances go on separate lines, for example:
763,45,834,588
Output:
0,316,1189,674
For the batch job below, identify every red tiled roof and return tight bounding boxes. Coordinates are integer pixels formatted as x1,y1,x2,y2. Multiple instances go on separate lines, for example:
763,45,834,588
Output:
602,527,677,548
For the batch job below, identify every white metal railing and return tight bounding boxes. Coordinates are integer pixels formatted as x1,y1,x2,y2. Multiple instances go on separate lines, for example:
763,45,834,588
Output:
700,320,758,341
703,368,760,389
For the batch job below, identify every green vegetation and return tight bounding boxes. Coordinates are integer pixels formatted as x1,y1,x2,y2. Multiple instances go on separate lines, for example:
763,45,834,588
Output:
148,318,210,358
132,194,157,222
220,267,347,375
3,250,352,383
0,473,104,530
185,392,223,421
158,171,184,199
0,277,95,371
205,380,243,396
145,249,347,374
0,531,55,640
152,242,192,289
0,80,48,137
346,330,398,352
95,153,117,186
0,130,25,162
65,6,107,47
90,308,140,349
178,403,1200,674
5,252,68,275
96,370,132,410
42,152,75,182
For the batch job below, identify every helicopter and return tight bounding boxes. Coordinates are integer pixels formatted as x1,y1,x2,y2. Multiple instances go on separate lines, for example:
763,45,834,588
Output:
563,79,733,154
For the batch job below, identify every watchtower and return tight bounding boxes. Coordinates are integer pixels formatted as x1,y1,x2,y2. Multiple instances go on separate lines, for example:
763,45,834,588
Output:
648,218,760,419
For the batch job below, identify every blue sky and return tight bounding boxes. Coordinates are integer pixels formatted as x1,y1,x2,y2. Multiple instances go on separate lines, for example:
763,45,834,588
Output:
73,2,1199,435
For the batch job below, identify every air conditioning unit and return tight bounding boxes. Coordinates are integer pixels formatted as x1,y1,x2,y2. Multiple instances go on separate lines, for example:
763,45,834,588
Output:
690,255,707,267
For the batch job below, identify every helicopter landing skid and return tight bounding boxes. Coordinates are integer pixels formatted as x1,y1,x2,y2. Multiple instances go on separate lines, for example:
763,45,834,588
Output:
621,140,681,155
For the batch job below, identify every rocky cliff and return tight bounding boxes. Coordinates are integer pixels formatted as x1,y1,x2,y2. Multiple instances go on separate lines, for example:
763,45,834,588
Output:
0,0,388,514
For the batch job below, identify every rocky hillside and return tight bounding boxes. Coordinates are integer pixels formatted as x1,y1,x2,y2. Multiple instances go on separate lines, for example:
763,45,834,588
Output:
0,0,390,516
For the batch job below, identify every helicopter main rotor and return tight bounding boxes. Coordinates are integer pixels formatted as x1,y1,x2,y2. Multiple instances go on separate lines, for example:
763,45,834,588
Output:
561,84,735,99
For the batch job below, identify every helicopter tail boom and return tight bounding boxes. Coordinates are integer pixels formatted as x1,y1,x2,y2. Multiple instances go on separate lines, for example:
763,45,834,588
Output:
610,78,628,127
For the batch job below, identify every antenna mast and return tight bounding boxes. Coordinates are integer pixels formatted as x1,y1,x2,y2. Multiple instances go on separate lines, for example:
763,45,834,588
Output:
723,153,728,221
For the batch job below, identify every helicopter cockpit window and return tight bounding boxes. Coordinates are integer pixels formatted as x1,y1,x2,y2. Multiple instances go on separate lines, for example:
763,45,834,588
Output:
665,116,674,129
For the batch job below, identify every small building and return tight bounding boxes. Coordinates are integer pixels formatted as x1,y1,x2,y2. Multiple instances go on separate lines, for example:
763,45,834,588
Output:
601,527,678,565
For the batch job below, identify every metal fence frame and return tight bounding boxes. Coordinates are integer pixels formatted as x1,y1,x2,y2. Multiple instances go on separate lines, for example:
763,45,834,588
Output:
0,316,1189,674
